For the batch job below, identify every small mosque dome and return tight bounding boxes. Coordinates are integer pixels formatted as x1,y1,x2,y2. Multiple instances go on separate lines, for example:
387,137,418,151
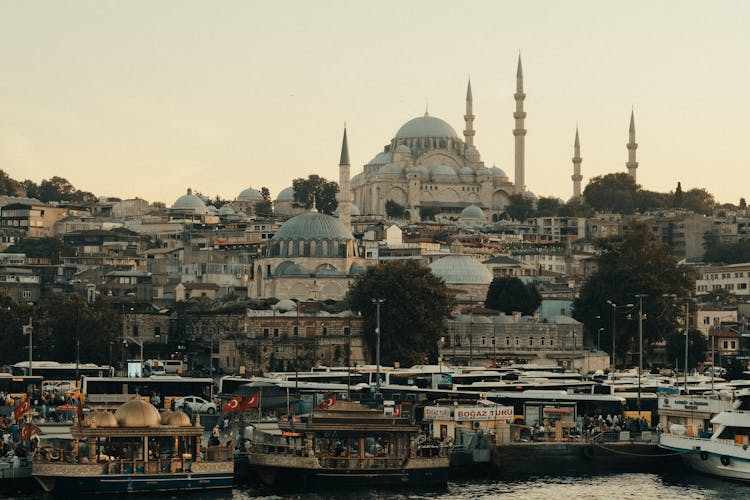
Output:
272,211,354,242
218,205,235,216
348,263,366,276
274,261,307,276
526,191,538,200
368,152,392,165
334,203,361,216
406,164,429,181
461,205,484,218
172,188,208,214
458,166,475,177
238,187,263,201
114,398,162,427
380,163,404,178
161,410,193,427
489,166,508,179
276,187,295,202
429,255,493,285
431,165,458,182
454,314,471,323
84,410,118,428
206,205,219,214
273,299,298,312
395,115,459,139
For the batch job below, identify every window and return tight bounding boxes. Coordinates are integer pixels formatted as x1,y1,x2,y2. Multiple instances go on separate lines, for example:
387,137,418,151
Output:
550,338,554,347
515,337,519,346
529,337,534,347
481,336,486,346
322,326,328,336
505,337,510,346
154,326,161,337
132,325,139,337
541,337,545,346
703,317,710,325
455,335,461,346
731,341,737,349
344,327,350,337
275,346,284,354
273,328,279,338
723,340,729,349
263,328,269,338
293,326,298,336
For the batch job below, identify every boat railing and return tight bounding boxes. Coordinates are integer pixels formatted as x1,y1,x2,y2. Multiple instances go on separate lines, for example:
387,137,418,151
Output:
34,447,230,473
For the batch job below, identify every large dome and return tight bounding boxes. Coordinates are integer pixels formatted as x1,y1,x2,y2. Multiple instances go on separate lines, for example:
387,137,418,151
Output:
276,187,295,202
114,398,162,427
429,255,493,285
395,115,458,139
172,188,208,214
272,210,354,242
238,187,263,201
460,205,484,218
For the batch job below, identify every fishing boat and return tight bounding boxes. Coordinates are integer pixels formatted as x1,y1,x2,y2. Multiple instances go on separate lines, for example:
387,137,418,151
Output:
32,398,234,493
246,400,450,490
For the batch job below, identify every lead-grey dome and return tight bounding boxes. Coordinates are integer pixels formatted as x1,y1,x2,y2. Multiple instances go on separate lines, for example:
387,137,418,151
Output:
272,210,354,242
395,115,458,139
460,205,484,218
218,205,235,216
238,187,263,201
276,187,295,202
172,188,208,214
429,255,493,284
368,152,392,165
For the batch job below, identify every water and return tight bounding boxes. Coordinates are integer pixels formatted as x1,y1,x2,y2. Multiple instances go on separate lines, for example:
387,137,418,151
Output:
10,472,745,500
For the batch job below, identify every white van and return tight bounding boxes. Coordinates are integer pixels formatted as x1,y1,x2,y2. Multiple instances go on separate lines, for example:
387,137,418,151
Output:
161,360,184,375
143,360,166,376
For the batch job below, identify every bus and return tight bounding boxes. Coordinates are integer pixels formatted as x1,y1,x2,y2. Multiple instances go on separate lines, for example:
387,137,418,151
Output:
0,373,43,399
81,376,214,409
12,361,115,380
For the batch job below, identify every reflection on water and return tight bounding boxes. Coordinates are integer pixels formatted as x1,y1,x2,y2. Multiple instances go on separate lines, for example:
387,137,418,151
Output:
7,473,748,500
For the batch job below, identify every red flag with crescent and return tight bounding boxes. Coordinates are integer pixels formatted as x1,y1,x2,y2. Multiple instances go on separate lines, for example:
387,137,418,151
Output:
240,392,260,411
13,398,30,421
222,395,243,413
20,423,40,442
393,405,401,417
318,393,336,410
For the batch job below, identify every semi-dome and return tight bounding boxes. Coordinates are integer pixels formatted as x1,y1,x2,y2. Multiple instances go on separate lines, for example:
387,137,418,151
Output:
429,255,493,285
460,205,484,218
334,203,361,216
380,163,404,177
406,164,429,180
274,261,307,276
276,187,295,202
489,166,508,179
84,410,118,428
172,188,208,214
238,187,263,201
431,164,458,181
458,166,475,177
395,115,458,139
206,205,219,214
349,263,366,276
368,152,392,165
114,398,162,427
161,410,193,427
272,210,354,242
273,299,298,311
218,205,235,216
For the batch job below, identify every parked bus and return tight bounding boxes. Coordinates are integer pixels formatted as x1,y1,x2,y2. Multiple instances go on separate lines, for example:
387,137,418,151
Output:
0,373,42,399
12,361,114,380
81,376,213,409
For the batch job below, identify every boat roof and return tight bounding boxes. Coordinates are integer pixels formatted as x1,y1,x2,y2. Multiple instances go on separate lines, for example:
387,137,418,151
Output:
711,410,750,426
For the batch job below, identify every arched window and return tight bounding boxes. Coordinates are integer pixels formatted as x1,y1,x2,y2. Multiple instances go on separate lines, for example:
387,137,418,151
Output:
505,336,510,346
515,337,519,346
541,337,545,346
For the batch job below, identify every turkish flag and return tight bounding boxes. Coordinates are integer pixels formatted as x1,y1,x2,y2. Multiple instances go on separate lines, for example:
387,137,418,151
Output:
222,395,243,413
318,393,336,410
393,405,401,417
240,392,260,411
13,398,30,421
20,423,40,442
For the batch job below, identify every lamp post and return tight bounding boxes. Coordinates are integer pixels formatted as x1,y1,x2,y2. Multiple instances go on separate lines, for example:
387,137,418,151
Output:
684,298,691,392
606,300,634,370
571,330,576,373
371,298,385,395
597,328,604,352
635,294,648,413
22,318,33,376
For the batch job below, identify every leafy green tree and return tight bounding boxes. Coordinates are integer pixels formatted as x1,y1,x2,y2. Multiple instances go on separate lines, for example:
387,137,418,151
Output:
682,188,716,215
210,195,231,209
636,189,670,212
506,193,533,221
535,196,561,217
673,182,684,208
0,296,36,364
420,207,439,221
583,173,639,213
254,200,273,218
559,197,593,217
484,277,541,315
292,175,339,215
703,239,750,264
21,179,40,199
0,169,18,196
573,221,695,365
385,200,406,219
740,198,747,210
664,329,707,371
5,237,74,262
347,260,454,367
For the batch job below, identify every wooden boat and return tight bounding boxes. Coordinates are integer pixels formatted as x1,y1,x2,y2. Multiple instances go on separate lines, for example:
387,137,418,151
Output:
32,398,233,494
246,400,450,490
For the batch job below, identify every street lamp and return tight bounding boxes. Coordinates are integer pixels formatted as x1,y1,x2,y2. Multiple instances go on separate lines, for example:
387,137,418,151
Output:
635,294,648,413
22,318,33,376
606,300,634,370
664,294,694,393
597,328,604,352
371,298,385,395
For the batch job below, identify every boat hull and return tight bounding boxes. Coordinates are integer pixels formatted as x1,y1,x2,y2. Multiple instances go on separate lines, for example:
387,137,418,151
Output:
660,434,750,481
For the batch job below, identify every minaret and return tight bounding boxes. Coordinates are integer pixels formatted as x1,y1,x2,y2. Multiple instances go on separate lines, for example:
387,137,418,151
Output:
336,127,352,231
626,109,639,182
571,127,583,198
463,78,475,148
513,54,527,193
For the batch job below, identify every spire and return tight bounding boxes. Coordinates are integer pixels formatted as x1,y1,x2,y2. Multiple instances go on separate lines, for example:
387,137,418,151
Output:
424,104,429,117
571,126,583,198
339,127,350,166
513,53,527,193
626,109,639,183
463,77,475,148
336,126,352,231
311,195,318,213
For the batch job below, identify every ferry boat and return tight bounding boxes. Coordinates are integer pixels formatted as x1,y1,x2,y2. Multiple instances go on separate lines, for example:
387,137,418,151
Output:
246,400,450,490
32,398,234,494
660,409,750,481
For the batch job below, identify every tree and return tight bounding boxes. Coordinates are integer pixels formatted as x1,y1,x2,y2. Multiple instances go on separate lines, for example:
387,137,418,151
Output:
573,221,695,365
346,260,454,367
292,175,339,215
506,193,533,221
21,179,40,199
559,197,593,217
5,237,75,262
583,173,639,214
0,169,18,196
484,277,541,315
664,329,707,371
254,200,273,218
0,296,36,364
673,182,684,208
740,198,747,210
385,200,406,219
535,196,561,217
682,188,716,215
703,238,750,264
420,207,439,221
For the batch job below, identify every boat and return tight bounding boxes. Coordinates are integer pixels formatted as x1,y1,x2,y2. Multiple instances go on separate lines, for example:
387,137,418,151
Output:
32,398,234,493
660,407,750,481
0,453,35,492
246,400,450,490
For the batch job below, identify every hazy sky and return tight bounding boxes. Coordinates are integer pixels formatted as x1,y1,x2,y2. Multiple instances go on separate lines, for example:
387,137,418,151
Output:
1,1,748,206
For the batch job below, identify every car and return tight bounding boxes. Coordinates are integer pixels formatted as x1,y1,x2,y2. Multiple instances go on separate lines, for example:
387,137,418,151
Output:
173,396,218,414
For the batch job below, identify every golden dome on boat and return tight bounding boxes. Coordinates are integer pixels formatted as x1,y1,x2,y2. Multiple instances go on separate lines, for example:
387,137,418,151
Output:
84,410,118,428
114,398,162,427
161,410,193,427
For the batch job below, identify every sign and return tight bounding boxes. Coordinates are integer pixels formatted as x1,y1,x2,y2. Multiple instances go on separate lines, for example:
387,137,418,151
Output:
424,406,451,420
454,405,514,422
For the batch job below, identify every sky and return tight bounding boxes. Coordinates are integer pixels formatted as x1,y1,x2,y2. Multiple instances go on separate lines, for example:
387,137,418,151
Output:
1,1,749,206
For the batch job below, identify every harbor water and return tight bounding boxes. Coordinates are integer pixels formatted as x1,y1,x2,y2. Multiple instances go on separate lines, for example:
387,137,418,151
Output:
5,473,748,499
